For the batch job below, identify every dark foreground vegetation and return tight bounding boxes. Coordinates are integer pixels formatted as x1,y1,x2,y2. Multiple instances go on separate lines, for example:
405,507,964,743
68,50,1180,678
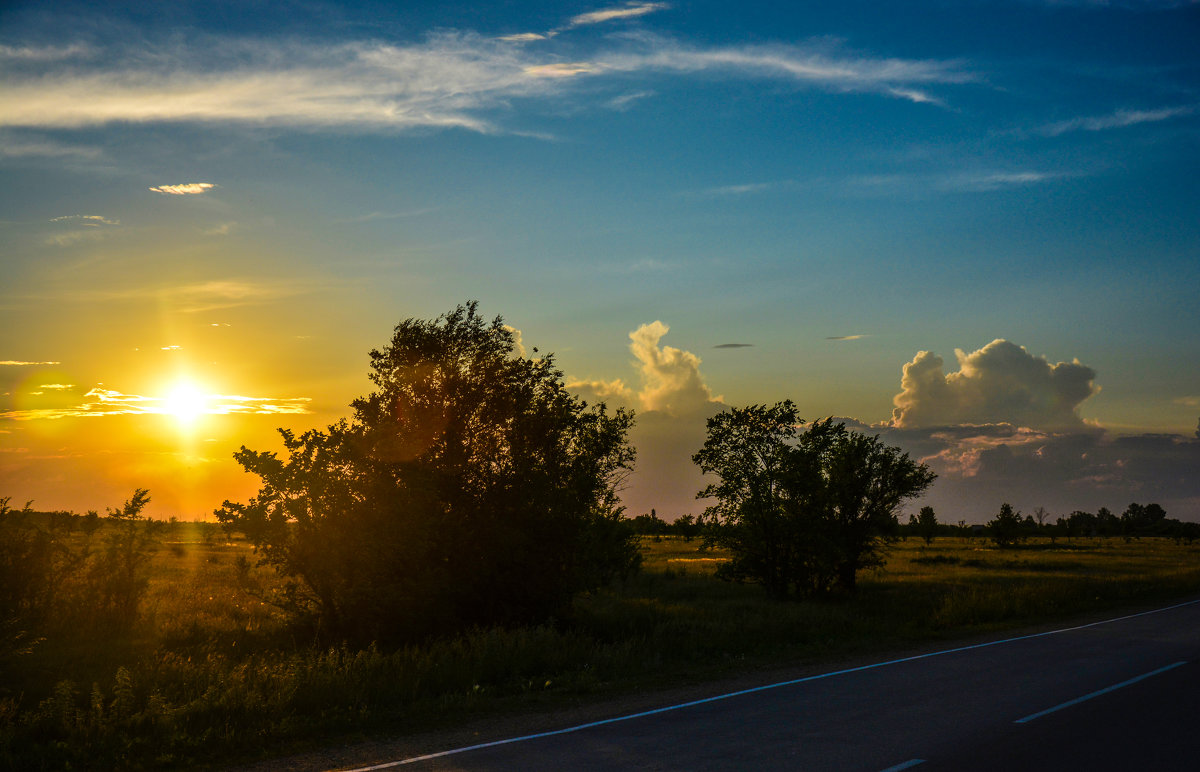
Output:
4,303,1199,769
4,504,1200,770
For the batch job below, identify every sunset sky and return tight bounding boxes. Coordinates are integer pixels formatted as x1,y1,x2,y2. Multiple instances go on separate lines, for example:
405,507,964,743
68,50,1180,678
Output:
2,0,1198,522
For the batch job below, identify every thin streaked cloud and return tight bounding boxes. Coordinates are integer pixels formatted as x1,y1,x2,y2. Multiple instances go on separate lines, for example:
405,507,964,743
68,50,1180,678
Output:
827,335,867,341
713,343,754,349
567,3,669,28
50,214,119,226
0,31,974,135
0,386,311,421
0,360,61,366
149,183,216,195
1037,105,1195,137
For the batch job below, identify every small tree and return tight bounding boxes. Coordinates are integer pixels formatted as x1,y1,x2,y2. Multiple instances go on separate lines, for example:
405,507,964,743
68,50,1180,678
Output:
694,402,935,597
217,303,639,641
988,502,1023,548
916,506,938,545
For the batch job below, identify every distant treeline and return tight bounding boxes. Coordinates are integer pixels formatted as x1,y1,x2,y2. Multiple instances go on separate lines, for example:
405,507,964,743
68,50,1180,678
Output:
629,501,1200,546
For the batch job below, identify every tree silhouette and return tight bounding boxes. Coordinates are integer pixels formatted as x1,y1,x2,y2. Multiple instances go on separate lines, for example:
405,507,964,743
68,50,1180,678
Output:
694,402,935,597
217,303,639,641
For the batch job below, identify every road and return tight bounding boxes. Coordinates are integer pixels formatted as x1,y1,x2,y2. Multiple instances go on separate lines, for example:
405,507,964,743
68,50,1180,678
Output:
338,598,1200,771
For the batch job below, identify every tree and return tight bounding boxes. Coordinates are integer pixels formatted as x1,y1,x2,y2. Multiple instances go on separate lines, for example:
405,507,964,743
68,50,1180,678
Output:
217,303,639,641
693,402,935,597
916,506,938,545
988,502,1023,548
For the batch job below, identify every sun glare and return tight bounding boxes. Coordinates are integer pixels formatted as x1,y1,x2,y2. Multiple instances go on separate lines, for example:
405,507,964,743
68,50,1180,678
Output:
163,382,210,424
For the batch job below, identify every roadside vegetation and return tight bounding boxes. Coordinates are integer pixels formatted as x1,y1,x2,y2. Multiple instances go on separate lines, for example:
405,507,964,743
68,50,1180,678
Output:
3,511,1200,770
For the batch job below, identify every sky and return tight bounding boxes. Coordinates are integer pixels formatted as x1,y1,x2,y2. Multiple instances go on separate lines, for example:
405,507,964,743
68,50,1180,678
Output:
1,0,1198,523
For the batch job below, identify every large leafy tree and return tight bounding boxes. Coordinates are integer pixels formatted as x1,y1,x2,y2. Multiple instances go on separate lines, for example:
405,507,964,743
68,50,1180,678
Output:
217,303,638,641
694,401,935,597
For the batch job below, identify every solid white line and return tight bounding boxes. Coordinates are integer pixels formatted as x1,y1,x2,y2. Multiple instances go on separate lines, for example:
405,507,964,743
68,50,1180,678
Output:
879,759,926,772
338,597,1200,771
1013,660,1187,724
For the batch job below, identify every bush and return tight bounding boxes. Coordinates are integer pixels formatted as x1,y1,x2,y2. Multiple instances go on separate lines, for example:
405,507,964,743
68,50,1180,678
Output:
217,303,640,642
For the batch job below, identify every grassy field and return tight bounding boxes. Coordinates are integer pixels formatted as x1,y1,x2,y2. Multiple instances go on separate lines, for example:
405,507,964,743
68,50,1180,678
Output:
4,527,1200,769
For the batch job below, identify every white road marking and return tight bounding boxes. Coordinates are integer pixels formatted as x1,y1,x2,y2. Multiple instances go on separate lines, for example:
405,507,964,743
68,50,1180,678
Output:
337,597,1200,771
1013,660,1187,724
879,759,926,771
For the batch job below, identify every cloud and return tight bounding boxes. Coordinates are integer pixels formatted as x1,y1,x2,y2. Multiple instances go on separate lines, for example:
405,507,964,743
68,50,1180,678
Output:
149,183,216,195
628,321,722,415
1174,396,1200,407
694,182,776,197
600,36,975,99
827,334,866,341
498,33,549,43
566,3,670,28
0,135,101,159
713,343,753,349
875,422,1200,522
891,339,1099,431
50,214,119,226
607,90,654,110
0,32,973,135
0,386,311,421
523,62,601,78
1038,105,1195,136
0,361,61,366
568,320,724,518
847,170,1058,196
38,384,74,390
339,208,436,223
202,221,237,236
0,44,91,62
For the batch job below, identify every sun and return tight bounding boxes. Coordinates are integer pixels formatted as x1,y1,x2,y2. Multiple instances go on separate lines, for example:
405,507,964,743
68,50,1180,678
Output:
162,381,210,424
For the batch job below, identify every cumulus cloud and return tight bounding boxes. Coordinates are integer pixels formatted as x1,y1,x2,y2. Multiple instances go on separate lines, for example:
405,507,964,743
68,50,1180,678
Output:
875,422,1200,522
568,320,723,518
891,340,1098,431
628,321,722,415
149,183,216,195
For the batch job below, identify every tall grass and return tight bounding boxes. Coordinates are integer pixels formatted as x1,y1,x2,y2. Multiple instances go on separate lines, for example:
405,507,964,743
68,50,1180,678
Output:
3,532,1200,769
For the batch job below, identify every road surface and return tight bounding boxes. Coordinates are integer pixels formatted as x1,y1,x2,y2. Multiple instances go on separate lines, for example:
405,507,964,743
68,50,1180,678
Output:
337,598,1200,771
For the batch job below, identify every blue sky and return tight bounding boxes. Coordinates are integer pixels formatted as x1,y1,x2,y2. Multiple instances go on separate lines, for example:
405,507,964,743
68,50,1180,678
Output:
1,0,1198,520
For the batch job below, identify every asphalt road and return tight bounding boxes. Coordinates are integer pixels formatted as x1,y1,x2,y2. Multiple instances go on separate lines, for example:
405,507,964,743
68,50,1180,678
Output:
340,598,1200,771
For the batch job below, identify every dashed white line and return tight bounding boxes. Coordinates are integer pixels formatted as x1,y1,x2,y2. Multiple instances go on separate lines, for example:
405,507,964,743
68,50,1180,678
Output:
1014,660,1187,724
338,598,1200,771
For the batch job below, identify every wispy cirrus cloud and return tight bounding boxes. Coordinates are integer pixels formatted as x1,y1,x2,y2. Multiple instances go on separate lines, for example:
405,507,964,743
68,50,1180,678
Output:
0,30,973,135
50,214,119,226
567,3,670,28
18,278,319,313
149,183,216,195
0,360,61,366
0,386,311,421
827,334,867,341
1037,105,1195,137
848,169,1058,195
0,133,101,159
0,43,91,62
501,3,669,42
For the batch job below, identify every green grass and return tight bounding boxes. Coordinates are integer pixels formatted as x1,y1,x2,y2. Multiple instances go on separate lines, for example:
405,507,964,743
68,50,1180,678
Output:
4,531,1200,770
